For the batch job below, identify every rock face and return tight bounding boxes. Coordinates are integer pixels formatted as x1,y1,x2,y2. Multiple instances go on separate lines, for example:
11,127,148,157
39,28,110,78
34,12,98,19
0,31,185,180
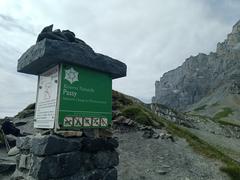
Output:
12,135,119,180
153,20,240,110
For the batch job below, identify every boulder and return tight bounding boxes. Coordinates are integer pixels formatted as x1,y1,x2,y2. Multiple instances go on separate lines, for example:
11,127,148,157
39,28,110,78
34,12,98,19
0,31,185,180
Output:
29,151,91,179
16,136,33,150
31,135,82,156
142,129,155,139
0,163,16,174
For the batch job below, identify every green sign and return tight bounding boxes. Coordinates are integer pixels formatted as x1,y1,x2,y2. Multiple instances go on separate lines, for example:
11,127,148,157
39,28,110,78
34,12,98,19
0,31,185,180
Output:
57,64,112,129
34,64,112,130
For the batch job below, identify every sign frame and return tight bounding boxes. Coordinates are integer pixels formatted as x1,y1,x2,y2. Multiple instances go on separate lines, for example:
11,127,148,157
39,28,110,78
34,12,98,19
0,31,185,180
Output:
34,65,60,129
34,63,112,131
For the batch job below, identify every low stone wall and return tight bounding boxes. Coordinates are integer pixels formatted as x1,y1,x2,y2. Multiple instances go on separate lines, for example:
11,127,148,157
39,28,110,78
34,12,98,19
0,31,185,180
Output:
12,134,119,180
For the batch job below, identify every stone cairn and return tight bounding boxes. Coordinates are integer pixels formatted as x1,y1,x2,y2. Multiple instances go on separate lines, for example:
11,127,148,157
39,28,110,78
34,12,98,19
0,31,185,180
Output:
12,25,126,180
12,135,119,180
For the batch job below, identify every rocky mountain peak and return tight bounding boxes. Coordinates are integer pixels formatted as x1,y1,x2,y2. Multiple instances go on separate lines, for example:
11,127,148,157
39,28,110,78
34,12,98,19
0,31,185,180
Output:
153,20,240,110
217,20,240,55
232,20,240,33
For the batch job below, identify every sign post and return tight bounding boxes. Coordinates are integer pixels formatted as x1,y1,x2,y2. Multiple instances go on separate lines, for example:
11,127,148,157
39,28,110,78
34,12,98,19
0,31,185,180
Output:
17,25,127,132
35,64,112,130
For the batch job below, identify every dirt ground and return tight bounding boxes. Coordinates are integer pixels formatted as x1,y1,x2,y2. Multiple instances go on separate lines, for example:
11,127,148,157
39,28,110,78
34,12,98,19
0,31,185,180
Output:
115,129,229,180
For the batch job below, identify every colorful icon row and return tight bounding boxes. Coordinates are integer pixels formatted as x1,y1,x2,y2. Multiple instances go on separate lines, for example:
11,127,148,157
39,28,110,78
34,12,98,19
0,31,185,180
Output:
63,117,108,127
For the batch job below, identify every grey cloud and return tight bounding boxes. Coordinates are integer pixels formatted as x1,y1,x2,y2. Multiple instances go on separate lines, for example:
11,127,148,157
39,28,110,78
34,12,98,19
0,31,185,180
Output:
0,14,36,35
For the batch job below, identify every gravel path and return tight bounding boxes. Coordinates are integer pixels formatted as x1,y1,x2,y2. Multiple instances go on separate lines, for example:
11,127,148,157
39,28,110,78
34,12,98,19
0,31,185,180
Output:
116,130,229,180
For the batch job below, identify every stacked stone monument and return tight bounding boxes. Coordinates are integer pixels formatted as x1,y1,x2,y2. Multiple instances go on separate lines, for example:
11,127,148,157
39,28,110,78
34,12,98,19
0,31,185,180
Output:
12,25,127,180
12,135,119,180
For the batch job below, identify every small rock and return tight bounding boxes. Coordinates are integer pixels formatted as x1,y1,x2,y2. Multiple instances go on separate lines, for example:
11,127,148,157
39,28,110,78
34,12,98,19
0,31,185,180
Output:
0,163,16,173
6,134,17,147
6,134,17,141
57,130,83,137
19,154,31,170
162,165,171,168
158,156,164,160
142,129,154,139
99,129,113,138
159,132,165,139
112,110,122,119
16,136,33,150
8,146,20,156
125,119,135,126
156,169,167,175
15,121,27,127
140,126,152,131
166,133,175,142
210,130,215,134
113,116,127,124
152,133,160,139
146,169,151,173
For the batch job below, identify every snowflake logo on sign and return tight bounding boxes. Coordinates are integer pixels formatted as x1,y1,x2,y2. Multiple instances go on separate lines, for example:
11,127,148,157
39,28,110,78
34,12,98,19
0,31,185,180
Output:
65,67,79,84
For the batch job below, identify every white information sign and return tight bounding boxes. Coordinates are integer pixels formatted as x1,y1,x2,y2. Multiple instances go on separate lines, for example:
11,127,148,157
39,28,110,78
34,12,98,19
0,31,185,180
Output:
34,65,59,129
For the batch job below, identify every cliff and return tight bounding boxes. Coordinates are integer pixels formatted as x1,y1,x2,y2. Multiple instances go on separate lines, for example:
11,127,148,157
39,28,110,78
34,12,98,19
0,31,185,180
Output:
153,20,240,111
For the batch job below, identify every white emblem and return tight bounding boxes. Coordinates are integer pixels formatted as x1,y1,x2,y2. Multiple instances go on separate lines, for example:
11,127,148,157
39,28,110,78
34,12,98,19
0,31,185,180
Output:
65,67,79,84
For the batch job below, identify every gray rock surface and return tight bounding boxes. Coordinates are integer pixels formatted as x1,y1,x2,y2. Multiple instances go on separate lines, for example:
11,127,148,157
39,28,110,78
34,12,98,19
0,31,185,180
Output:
12,134,119,180
30,135,82,156
0,149,16,179
7,147,19,156
16,136,32,150
17,25,127,79
93,151,119,169
153,20,240,110
116,130,229,180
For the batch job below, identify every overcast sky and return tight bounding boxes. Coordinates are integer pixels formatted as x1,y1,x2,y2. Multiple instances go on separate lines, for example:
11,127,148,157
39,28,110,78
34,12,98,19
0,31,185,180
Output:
0,0,240,118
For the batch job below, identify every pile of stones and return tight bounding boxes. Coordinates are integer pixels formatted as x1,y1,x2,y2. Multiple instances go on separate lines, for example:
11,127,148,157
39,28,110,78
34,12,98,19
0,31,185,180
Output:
12,134,119,180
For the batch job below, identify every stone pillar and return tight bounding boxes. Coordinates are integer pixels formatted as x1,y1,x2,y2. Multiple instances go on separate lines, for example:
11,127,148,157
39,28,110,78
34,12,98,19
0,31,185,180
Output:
12,135,119,180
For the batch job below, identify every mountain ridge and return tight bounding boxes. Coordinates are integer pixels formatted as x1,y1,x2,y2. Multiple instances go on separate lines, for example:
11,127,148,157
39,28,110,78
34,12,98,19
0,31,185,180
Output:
153,20,240,116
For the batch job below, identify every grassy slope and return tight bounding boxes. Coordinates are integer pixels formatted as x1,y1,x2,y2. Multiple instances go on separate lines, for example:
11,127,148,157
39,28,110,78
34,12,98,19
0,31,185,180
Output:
113,90,240,180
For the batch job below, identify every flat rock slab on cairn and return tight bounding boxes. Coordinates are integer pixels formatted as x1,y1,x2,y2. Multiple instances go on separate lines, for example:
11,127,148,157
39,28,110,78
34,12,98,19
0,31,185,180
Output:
17,25,127,79
12,135,119,180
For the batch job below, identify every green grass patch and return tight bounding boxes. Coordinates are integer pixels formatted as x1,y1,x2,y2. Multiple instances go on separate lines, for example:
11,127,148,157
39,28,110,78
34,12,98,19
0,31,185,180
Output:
112,90,133,110
218,119,240,128
122,104,164,126
213,107,233,120
194,105,207,111
221,166,240,180
186,113,210,122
